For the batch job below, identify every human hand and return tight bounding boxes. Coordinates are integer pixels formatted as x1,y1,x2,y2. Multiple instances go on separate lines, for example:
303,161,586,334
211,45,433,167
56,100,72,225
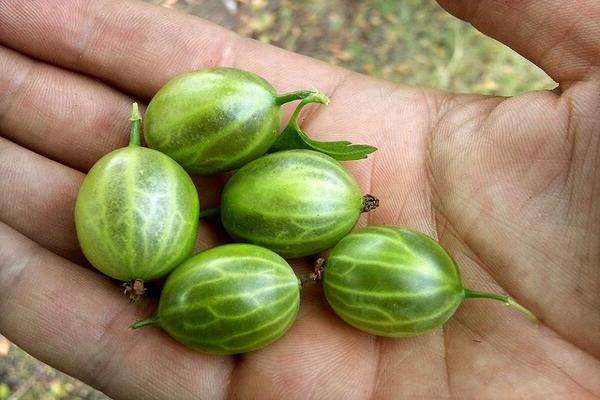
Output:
0,0,598,398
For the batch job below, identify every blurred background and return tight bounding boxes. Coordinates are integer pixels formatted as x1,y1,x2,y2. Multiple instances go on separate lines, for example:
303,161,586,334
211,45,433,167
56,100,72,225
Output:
0,0,555,399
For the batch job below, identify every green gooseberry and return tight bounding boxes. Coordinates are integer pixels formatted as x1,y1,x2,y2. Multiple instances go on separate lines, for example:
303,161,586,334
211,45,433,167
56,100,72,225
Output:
74,104,199,294
129,244,301,354
220,149,379,258
143,67,376,174
322,226,537,337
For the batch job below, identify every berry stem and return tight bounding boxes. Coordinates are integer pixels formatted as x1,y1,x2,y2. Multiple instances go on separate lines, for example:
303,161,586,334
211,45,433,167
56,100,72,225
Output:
129,315,160,329
274,90,329,106
129,102,142,147
361,194,379,212
199,207,220,219
463,289,538,324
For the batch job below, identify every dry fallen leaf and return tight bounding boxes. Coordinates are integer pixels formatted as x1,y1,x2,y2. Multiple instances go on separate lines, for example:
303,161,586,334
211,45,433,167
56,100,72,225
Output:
0,334,10,356
159,0,178,8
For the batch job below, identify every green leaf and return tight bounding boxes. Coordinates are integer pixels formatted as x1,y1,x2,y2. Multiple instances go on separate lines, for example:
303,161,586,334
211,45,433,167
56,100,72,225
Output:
268,92,377,160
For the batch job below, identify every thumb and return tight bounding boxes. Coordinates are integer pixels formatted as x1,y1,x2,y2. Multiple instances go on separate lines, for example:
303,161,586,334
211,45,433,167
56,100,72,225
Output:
436,0,600,87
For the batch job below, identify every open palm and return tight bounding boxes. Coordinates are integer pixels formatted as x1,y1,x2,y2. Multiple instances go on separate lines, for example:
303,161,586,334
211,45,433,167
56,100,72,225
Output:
0,0,598,398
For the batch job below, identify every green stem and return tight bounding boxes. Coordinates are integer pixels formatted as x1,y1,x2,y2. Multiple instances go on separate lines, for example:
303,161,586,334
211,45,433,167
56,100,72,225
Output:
199,207,220,219
463,289,538,324
288,92,328,126
129,315,160,329
129,102,142,146
274,90,329,106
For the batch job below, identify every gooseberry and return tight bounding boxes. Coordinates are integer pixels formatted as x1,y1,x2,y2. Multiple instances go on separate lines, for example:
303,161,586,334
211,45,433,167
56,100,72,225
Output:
220,149,378,258
129,244,300,354
322,226,537,336
74,104,199,298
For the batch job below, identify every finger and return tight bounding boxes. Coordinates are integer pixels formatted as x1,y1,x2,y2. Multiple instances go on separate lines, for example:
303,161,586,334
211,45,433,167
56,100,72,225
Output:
0,137,84,261
0,222,233,400
436,0,600,85
0,45,132,171
0,0,350,100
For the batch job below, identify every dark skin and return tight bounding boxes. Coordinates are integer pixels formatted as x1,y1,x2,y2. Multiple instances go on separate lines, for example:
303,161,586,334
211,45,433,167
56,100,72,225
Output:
0,0,599,398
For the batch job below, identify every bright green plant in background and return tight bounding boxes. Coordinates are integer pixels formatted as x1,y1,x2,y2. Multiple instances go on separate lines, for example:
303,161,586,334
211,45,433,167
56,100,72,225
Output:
0,384,10,400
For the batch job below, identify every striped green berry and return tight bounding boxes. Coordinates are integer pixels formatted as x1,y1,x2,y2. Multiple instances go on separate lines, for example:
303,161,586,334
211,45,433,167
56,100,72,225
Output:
323,226,537,337
130,244,301,354
144,68,293,174
74,104,199,283
220,149,377,258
